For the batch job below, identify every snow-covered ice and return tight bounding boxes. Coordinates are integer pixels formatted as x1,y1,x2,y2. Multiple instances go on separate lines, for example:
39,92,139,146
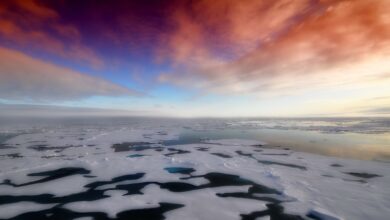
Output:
0,118,389,220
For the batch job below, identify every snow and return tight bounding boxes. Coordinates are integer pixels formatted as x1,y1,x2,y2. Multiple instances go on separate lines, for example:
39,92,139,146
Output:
0,202,56,219
0,119,389,219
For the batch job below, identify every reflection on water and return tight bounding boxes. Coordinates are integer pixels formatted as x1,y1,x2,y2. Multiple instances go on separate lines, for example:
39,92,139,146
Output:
167,128,390,161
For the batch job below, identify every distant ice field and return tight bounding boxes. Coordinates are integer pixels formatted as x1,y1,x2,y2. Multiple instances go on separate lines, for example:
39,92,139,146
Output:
0,117,389,219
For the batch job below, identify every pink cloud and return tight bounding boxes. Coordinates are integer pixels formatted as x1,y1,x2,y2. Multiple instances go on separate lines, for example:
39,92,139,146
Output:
0,47,142,101
0,0,103,67
158,0,390,95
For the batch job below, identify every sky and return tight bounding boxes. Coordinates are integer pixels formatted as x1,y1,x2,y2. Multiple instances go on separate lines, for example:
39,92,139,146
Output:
0,0,389,117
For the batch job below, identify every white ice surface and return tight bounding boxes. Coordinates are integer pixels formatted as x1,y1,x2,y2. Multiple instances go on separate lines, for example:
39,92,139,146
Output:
0,202,56,219
0,124,389,220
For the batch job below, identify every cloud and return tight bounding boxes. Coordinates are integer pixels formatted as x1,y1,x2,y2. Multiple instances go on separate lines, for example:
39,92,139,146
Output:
362,107,390,115
0,0,103,67
158,0,390,96
0,104,153,117
0,47,142,101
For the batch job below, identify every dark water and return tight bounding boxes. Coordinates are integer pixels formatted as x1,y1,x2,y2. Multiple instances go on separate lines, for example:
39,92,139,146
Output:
0,165,312,220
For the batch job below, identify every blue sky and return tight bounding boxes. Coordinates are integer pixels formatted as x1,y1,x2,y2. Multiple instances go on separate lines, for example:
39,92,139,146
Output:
0,0,389,117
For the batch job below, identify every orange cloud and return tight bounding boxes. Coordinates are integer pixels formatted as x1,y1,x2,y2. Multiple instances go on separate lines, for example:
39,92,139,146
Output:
0,0,102,67
0,47,141,101
14,0,58,19
159,0,390,95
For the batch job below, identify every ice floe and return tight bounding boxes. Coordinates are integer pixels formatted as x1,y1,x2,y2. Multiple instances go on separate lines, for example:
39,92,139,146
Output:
0,120,388,220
